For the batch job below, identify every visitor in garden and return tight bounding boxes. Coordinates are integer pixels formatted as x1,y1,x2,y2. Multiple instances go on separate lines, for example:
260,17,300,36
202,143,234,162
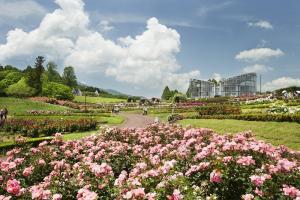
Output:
0,109,2,120
143,106,148,115
3,108,8,119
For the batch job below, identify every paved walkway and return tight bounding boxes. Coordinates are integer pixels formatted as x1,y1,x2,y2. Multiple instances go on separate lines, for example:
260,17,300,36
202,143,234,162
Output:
117,113,154,128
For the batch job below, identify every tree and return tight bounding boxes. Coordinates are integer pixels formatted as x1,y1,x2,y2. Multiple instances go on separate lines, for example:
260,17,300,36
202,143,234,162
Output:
208,78,219,86
23,65,33,74
45,61,62,83
62,66,77,88
27,56,45,95
42,82,74,100
161,86,171,100
5,78,35,97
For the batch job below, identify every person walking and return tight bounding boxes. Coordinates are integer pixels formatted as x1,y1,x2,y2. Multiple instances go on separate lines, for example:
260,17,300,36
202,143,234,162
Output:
143,106,148,115
3,108,8,119
0,109,3,120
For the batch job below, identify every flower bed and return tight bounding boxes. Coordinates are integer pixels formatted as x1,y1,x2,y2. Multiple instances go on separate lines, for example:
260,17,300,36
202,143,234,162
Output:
0,124,299,199
29,97,80,109
196,104,241,115
26,110,73,116
2,118,98,137
186,113,300,123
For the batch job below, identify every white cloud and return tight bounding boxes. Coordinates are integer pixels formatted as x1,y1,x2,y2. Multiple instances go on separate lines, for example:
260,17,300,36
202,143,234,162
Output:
0,0,199,94
242,64,273,74
263,77,300,91
248,20,273,29
197,1,234,17
0,0,46,20
235,48,284,62
211,73,222,81
0,0,89,62
99,20,114,32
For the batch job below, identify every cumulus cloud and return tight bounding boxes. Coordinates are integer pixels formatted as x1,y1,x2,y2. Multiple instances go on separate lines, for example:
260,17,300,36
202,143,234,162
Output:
0,0,199,94
0,0,46,20
248,20,273,29
235,48,284,62
242,64,273,74
211,73,222,81
99,20,114,32
263,77,300,91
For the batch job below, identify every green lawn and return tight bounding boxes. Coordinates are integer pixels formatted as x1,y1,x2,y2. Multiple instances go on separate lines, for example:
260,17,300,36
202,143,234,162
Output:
74,96,126,104
13,113,124,124
179,119,300,150
0,97,71,115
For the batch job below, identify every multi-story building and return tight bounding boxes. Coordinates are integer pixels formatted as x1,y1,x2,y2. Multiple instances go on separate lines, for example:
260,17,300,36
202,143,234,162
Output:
187,73,257,98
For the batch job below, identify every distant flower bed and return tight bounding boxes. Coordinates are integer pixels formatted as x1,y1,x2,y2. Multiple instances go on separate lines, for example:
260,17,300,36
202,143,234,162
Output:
0,124,299,199
26,110,72,116
267,105,300,114
29,97,80,109
196,104,241,115
186,113,300,123
1,118,97,137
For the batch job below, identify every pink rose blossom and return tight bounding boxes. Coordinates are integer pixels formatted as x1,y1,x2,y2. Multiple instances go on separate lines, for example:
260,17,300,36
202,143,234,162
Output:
210,170,222,183
6,179,21,196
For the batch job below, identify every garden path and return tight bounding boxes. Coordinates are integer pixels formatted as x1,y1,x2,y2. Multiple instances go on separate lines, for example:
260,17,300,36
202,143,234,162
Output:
117,113,154,128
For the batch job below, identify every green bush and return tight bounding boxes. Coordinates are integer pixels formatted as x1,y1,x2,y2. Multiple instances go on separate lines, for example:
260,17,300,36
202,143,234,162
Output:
42,82,74,100
186,113,300,123
5,78,36,97
196,104,241,115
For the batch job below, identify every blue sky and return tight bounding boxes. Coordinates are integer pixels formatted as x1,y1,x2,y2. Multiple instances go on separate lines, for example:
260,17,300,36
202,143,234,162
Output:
0,0,299,97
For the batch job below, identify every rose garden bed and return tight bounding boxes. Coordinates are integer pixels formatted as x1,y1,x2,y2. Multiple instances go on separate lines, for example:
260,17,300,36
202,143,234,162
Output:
0,124,299,199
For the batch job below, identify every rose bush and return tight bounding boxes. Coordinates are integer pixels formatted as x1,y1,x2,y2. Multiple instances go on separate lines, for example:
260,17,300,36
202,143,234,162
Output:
0,124,299,199
2,118,98,137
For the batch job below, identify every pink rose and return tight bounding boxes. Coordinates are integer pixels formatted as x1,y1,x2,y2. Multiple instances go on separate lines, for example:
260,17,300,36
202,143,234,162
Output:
23,166,34,177
210,170,222,183
6,179,21,196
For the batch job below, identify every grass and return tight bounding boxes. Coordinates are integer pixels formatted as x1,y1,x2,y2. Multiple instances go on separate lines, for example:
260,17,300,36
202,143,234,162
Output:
0,97,70,115
179,119,300,150
74,96,126,104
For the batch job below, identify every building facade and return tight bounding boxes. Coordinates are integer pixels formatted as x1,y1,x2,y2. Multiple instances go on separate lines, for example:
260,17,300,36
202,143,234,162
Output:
187,73,257,98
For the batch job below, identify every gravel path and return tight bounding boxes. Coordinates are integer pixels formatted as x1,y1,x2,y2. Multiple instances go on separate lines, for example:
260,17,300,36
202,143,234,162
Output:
117,113,154,128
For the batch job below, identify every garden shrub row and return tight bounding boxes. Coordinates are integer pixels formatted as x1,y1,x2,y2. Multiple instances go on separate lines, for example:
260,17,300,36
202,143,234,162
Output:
29,97,80,109
186,113,300,123
196,104,241,115
1,118,98,137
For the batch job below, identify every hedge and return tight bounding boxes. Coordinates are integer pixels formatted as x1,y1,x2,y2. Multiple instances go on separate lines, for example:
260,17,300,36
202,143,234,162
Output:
196,104,241,115
185,113,300,123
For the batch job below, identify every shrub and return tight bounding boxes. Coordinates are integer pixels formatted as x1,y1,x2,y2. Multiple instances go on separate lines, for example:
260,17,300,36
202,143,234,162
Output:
186,113,300,123
196,104,241,115
2,118,98,137
5,78,36,97
29,97,80,109
42,82,74,100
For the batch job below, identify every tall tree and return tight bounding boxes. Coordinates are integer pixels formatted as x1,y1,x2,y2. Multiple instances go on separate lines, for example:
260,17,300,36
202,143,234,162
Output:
161,86,171,100
62,66,77,88
46,61,62,82
27,56,45,95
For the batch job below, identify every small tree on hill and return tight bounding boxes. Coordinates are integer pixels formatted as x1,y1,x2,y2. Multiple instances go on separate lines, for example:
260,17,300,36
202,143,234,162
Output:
161,86,171,100
63,66,77,88
45,61,62,83
27,56,45,95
